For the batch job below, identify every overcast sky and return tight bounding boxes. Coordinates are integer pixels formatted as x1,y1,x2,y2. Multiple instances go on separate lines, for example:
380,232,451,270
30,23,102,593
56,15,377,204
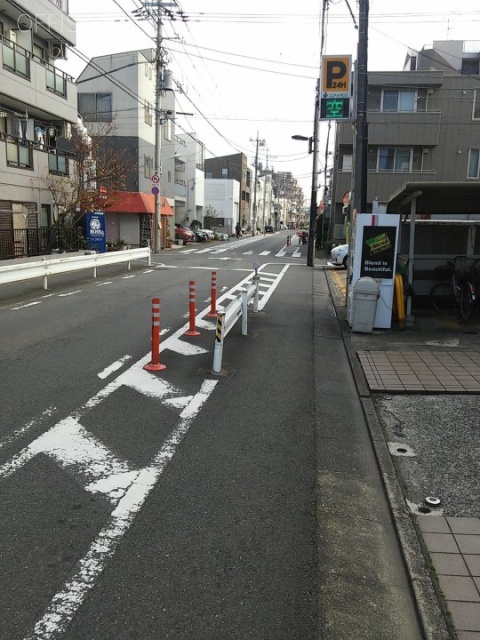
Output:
63,0,480,198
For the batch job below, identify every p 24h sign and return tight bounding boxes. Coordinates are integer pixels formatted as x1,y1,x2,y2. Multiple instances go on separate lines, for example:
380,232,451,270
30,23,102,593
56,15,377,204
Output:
320,55,352,121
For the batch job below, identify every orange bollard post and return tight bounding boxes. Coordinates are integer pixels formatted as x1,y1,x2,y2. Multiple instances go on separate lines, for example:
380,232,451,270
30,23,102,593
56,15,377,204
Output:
144,297,166,371
207,271,218,318
185,280,201,336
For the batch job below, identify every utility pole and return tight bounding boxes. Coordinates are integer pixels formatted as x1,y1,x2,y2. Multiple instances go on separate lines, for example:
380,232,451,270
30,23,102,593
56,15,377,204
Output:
136,1,184,253
352,0,369,214
306,79,320,267
250,132,265,233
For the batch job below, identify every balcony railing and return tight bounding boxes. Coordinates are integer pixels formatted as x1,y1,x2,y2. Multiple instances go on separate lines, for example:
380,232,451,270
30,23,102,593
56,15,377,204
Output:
49,0,69,13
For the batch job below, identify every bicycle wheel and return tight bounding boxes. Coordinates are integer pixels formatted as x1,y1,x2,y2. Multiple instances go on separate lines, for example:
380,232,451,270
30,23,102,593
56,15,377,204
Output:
431,281,456,315
459,281,475,321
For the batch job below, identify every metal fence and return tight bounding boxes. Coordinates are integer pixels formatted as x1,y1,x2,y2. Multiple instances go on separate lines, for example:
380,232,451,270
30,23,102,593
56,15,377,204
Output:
0,228,85,260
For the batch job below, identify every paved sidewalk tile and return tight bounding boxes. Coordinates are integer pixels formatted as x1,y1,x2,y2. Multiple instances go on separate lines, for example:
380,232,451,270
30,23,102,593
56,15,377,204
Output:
358,350,480,393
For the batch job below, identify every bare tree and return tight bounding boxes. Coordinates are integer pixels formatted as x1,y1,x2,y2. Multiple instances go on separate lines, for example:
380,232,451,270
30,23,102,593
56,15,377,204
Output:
44,119,130,228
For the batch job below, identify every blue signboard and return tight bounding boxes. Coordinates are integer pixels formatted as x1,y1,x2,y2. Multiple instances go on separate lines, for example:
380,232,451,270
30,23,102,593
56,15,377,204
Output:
85,211,106,253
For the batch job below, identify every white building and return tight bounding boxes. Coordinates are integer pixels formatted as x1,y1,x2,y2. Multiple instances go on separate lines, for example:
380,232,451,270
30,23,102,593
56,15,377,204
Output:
204,179,240,236
77,50,206,247
0,0,78,258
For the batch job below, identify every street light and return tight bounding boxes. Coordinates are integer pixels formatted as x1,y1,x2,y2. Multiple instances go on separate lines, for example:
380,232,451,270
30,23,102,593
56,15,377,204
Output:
291,82,320,269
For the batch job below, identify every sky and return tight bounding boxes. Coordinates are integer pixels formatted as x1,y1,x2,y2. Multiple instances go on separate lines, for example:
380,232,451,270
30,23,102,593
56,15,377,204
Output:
61,0,480,199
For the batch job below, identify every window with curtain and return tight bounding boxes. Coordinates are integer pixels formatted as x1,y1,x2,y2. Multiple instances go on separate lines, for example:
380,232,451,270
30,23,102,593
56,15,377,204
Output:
78,93,112,122
468,149,480,178
473,91,480,120
378,148,412,172
381,89,416,112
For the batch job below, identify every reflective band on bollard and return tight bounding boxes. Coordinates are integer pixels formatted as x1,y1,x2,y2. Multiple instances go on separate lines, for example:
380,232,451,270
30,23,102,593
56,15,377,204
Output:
144,297,166,371
185,280,201,336
207,271,218,318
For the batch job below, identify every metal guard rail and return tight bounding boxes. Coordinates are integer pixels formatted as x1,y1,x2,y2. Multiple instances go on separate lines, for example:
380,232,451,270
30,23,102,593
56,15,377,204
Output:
0,248,152,290
213,277,259,374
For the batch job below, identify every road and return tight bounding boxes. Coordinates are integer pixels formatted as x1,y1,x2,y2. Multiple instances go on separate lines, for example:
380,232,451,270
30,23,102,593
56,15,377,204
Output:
0,231,319,640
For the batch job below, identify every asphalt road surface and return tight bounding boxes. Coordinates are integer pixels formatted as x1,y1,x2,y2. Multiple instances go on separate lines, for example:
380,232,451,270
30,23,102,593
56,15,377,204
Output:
0,232,319,639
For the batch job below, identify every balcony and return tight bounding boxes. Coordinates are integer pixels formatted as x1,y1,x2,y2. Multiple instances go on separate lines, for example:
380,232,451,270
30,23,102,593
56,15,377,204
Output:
0,37,77,123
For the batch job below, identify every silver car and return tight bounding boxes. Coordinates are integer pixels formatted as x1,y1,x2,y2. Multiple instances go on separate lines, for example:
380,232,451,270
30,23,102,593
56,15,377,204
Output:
330,244,349,268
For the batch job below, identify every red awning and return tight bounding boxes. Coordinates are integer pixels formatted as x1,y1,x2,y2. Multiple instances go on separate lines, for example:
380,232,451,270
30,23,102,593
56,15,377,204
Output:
105,191,174,216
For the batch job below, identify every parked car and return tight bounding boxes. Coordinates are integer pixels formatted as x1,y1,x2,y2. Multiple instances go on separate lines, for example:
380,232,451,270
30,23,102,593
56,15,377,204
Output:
175,224,196,245
330,243,349,268
192,229,208,242
265,224,274,233
199,228,215,240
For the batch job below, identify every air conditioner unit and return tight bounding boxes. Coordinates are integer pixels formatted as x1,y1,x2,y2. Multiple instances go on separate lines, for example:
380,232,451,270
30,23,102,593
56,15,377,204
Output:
48,42,67,60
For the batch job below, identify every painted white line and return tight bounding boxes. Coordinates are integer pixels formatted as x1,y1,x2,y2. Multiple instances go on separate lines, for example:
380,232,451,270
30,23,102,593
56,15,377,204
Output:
11,301,42,310
0,406,57,452
242,251,254,255
97,355,132,379
122,275,136,280
96,281,113,287
58,291,82,297
259,251,271,256
143,269,154,273
25,379,218,640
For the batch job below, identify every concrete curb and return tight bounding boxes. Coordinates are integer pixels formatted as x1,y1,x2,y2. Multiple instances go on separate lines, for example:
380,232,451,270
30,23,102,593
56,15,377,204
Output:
323,266,451,640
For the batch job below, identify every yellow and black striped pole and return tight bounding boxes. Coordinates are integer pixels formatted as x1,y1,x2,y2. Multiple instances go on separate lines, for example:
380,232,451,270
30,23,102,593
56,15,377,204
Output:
212,310,226,373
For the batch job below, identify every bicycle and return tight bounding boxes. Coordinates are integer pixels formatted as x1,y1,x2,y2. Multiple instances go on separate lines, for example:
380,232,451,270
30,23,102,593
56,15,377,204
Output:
430,256,477,321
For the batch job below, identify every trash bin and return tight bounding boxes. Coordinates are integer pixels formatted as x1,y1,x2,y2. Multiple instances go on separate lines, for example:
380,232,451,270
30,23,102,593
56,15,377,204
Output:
351,277,380,333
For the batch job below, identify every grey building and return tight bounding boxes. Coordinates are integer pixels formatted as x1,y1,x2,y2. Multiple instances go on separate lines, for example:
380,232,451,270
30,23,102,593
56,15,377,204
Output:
331,41,480,242
204,154,251,228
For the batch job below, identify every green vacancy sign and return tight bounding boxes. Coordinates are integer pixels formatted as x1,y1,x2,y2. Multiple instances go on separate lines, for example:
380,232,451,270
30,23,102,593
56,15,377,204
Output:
320,97,350,120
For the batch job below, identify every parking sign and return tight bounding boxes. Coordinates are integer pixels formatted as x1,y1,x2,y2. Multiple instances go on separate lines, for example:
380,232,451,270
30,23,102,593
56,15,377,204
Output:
321,55,351,98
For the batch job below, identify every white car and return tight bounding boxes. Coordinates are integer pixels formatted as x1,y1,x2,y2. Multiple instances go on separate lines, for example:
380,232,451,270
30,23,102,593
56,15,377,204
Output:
330,243,349,268
199,228,215,240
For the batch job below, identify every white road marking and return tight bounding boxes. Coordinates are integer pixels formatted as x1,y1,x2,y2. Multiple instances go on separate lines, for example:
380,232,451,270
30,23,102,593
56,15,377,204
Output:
97,355,132,379
0,406,57,452
96,281,113,287
1,266,293,638
122,275,136,280
58,291,82,297
24,379,218,640
243,250,254,255
259,251,271,256
12,302,42,310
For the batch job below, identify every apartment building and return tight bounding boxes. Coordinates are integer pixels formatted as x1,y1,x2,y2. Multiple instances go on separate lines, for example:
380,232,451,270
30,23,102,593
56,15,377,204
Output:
331,40,480,242
77,51,208,248
0,0,78,258
204,153,252,229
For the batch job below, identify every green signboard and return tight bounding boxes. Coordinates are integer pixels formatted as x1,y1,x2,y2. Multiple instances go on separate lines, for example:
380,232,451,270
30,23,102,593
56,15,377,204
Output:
320,97,350,120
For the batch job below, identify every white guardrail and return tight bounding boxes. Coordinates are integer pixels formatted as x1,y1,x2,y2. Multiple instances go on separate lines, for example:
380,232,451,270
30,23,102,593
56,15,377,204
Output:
0,248,152,290
212,275,260,374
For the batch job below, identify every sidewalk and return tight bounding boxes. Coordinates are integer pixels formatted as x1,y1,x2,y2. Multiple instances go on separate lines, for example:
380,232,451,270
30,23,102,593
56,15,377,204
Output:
323,256,480,639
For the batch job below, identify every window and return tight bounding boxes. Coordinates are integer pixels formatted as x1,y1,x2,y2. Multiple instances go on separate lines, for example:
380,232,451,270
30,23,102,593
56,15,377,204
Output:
46,68,66,96
164,118,172,141
341,154,352,172
6,140,32,168
144,155,153,179
381,89,416,112
378,148,412,172
48,152,68,175
2,42,29,78
473,91,480,120
144,102,153,126
78,93,112,122
221,168,228,178
468,149,480,179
